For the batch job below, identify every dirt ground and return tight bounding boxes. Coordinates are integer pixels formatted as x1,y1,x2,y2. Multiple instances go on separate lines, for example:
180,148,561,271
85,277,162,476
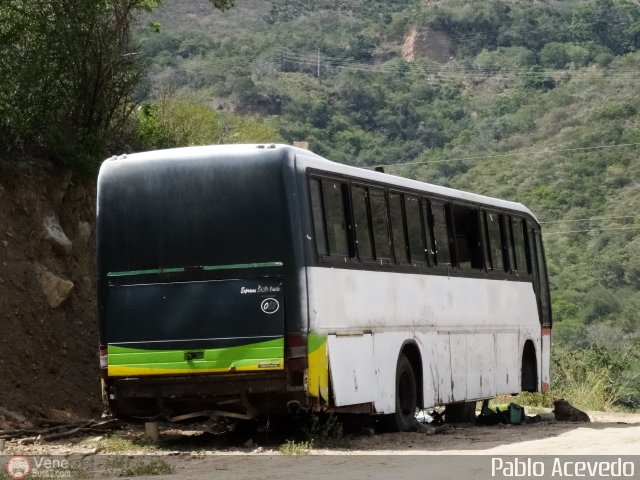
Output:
1,410,639,479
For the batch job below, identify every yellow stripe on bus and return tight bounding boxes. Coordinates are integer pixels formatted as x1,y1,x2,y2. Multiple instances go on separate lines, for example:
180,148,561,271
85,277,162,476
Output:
307,335,329,402
108,360,284,377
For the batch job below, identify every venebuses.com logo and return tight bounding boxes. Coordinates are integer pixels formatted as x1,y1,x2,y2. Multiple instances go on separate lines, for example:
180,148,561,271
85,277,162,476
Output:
6,456,31,479
4,456,72,479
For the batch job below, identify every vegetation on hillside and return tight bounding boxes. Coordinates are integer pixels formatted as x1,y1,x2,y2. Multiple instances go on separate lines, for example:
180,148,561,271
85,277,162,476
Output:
0,0,237,168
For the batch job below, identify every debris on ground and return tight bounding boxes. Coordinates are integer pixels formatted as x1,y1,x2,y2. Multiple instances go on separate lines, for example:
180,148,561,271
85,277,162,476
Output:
476,401,525,425
525,412,556,424
0,418,121,443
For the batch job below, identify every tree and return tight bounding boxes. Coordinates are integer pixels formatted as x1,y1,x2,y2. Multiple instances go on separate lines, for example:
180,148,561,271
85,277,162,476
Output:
0,0,234,168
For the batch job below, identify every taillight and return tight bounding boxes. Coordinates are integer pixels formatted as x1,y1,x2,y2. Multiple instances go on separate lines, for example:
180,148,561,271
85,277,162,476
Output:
286,335,307,356
99,345,108,377
286,335,308,372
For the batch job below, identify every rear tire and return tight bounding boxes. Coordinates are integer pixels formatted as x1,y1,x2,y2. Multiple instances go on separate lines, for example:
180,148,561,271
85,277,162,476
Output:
382,354,417,432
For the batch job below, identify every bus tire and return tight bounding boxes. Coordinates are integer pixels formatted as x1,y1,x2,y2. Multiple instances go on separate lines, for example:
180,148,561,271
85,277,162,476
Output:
383,354,417,432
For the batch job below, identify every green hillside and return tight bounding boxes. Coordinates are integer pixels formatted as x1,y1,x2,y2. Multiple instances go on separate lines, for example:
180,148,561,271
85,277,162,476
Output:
135,0,640,407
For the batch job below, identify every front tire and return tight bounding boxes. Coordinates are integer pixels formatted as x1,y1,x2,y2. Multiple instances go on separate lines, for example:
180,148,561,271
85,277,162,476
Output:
383,354,417,432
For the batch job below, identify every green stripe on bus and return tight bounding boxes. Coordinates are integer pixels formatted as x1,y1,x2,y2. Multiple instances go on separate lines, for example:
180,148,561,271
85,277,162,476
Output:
107,267,185,277
308,332,327,353
108,337,284,370
203,261,283,271
107,261,283,278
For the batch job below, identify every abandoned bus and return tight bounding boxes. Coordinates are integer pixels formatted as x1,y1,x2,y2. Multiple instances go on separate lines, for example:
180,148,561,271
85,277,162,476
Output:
97,144,551,430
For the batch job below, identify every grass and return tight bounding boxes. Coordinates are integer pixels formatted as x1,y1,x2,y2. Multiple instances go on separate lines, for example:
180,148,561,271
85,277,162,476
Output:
550,343,640,412
98,434,158,453
118,460,174,477
302,413,350,449
279,413,350,454
278,439,313,455
103,457,175,477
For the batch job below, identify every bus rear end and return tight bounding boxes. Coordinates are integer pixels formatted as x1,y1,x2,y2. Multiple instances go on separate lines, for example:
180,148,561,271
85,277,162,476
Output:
96,145,306,420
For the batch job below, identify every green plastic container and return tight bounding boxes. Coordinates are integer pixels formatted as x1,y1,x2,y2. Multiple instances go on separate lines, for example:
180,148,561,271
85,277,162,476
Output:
504,403,524,424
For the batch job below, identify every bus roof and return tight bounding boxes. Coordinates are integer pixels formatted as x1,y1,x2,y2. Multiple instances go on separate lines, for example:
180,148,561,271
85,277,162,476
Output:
104,144,538,222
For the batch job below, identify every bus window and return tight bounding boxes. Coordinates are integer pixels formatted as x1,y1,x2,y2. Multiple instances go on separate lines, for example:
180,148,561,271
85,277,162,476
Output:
352,185,374,261
523,219,533,274
370,188,392,263
430,200,451,266
423,199,436,266
485,210,505,272
528,227,540,292
405,195,425,266
452,204,483,270
502,215,516,272
321,179,349,257
481,211,492,271
390,193,409,264
511,216,529,275
535,230,552,327
309,178,328,257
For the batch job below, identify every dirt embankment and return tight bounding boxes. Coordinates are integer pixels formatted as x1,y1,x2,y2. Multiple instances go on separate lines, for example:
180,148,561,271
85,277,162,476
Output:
0,162,100,423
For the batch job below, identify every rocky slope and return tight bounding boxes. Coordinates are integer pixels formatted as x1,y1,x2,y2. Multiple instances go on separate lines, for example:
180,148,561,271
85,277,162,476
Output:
0,162,100,424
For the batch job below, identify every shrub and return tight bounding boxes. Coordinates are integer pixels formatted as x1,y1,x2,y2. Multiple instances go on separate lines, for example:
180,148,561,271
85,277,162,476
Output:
302,413,349,449
551,342,640,411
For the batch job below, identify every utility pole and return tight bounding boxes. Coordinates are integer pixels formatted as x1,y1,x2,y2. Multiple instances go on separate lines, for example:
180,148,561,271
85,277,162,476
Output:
317,48,320,77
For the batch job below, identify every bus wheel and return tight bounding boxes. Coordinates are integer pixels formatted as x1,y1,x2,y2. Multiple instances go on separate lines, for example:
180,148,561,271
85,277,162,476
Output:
383,354,417,432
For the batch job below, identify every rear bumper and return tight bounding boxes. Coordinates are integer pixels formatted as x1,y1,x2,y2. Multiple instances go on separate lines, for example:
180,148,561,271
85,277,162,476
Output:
105,371,301,419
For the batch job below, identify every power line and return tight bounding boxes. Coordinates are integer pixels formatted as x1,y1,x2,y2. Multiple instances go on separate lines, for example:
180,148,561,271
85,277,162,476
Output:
274,49,640,80
539,215,638,224
145,46,640,87
371,142,640,168
542,225,640,235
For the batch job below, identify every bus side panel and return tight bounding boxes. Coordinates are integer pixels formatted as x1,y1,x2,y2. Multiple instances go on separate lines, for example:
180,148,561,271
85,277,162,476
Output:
422,333,439,408
327,334,376,406
307,267,540,410
541,328,551,391
495,332,520,393
449,333,467,401
370,331,441,414
370,331,426,414
467,333,496,399
437,333,453,405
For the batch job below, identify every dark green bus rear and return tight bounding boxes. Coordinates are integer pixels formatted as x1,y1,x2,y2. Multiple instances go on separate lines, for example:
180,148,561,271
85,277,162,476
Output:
97,145,307,419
